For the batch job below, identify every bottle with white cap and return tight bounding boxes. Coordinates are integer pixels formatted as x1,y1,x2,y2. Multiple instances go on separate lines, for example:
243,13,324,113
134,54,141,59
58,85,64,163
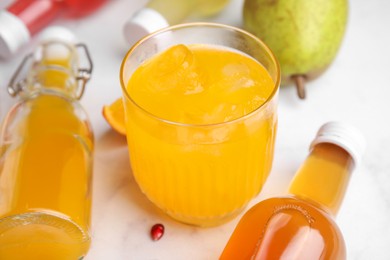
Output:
124,0,230,46
221,122,366,260
0,0,106,59
0,26,94,259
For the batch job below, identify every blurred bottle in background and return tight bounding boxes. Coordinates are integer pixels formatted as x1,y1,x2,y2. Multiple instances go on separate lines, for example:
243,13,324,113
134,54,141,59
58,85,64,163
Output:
123,0,230,46
0,0,107,59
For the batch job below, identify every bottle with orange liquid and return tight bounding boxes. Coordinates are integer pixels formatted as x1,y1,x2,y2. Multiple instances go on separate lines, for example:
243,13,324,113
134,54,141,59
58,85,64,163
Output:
220,122,366,260
0,27,94,260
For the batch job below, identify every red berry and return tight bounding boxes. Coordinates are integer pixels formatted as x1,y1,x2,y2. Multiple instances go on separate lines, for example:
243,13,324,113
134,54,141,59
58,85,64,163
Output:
151,223,164,241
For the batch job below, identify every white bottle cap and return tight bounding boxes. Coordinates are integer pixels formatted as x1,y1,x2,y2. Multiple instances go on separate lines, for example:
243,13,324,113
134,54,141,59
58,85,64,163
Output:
123,8,169,47
0,10,31,59
36,26,77,61
310,122,366,166
38,26,77,44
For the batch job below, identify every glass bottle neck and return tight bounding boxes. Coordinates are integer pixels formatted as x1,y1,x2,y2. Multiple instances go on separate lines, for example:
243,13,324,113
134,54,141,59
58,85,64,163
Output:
288,143,355,216
147,0,193,24
25,41,79,99
147,0,229,24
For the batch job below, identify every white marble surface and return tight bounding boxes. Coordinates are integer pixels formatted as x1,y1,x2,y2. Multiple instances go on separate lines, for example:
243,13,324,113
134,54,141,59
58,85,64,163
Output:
1,0,390,259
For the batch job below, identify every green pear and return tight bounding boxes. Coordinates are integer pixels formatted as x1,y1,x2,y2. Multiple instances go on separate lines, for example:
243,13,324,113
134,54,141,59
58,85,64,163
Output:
243,0,348,99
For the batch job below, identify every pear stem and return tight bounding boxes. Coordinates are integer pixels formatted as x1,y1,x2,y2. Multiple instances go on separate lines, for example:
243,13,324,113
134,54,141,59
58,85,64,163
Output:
292,75,306,99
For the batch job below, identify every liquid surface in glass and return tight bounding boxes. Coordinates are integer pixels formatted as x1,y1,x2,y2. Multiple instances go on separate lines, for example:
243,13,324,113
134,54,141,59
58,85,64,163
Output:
128,44,275,125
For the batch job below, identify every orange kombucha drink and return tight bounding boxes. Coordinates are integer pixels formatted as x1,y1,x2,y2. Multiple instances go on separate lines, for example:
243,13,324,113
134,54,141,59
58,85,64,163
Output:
0,40,93,259
220,122,366,259
121,24,280,226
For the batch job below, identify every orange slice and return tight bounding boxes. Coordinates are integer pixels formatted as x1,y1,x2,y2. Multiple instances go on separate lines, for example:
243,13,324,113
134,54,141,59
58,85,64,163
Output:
102,98,126,135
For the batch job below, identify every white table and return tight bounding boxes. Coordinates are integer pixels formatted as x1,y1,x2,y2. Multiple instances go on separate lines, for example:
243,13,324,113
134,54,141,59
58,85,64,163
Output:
1,0,389,259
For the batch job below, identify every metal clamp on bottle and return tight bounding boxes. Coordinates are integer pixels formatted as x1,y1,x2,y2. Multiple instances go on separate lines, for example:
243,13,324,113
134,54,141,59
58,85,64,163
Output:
7,41,93,100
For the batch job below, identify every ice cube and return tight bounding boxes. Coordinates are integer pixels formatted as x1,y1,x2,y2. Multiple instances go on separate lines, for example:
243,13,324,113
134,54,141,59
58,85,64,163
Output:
182,71,205,95
150,44,194,76
222,63,250,77
140,44,195,93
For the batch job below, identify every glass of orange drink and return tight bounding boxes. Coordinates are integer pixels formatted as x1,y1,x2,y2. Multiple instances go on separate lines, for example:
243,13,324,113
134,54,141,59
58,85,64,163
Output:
120,23,280,227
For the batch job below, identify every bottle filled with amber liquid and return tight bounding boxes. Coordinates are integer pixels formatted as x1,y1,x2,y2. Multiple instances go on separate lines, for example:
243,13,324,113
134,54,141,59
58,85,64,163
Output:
0,27,94,260
220,122,366,260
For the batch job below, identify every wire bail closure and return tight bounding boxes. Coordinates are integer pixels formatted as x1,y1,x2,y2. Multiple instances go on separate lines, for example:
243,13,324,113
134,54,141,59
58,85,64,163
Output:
7,43,93,100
